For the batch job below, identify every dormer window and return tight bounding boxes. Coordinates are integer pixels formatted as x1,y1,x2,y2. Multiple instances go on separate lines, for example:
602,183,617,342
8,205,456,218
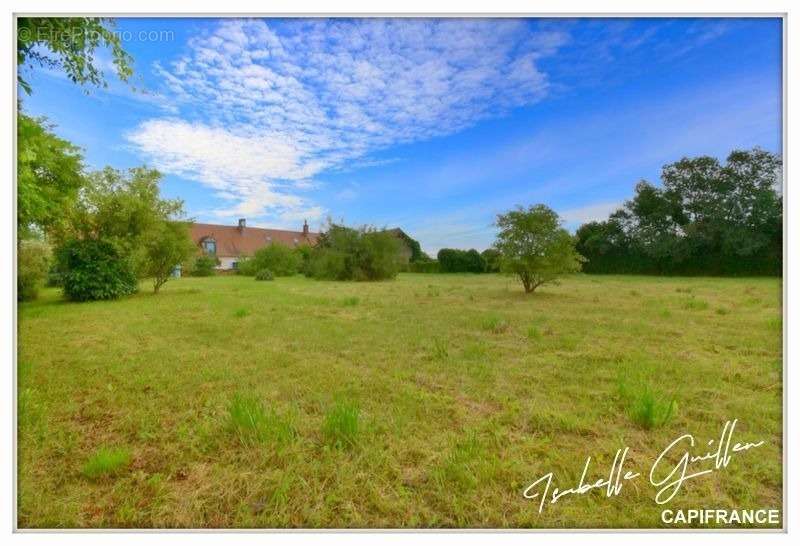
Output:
201,237,216,255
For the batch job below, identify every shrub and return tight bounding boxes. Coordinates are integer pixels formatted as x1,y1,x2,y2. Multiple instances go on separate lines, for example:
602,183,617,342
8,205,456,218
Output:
192,255,218,276
82,446,132,480
55,239,138,301
322,399,360,449
437,248,485,273
18,239,51,301
409,260,439,273
228,393,295,446
239,244,300,277
307,224,401,281
255,268,274,281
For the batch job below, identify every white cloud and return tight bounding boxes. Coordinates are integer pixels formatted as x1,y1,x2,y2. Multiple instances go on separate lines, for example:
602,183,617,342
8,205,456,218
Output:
128,19,569,225
558,201,622,226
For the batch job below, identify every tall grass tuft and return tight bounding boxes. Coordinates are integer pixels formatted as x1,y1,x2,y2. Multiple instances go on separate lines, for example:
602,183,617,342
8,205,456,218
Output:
82,446,132,480
322,399,360,449
228,393,295,446
430,338,449,361
617,378,677,430
481,315,510,334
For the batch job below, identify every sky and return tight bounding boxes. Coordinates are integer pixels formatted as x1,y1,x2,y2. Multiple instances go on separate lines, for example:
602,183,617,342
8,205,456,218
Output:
20,17,783,254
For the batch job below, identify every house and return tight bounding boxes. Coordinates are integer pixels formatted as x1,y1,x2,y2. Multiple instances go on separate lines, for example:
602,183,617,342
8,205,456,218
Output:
190,219,319,270
385,228,416,265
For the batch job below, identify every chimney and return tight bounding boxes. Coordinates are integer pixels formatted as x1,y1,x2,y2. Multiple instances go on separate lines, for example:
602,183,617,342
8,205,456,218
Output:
238,218,246,232
302,219,309,237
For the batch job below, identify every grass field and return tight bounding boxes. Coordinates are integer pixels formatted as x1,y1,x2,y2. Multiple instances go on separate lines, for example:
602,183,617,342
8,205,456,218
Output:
17,273,783,528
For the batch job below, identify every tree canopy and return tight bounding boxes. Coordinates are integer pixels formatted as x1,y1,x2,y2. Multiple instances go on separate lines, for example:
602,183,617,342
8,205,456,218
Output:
576,148,782,275
494,204,584,293
17,112,85,238
17,17,133,94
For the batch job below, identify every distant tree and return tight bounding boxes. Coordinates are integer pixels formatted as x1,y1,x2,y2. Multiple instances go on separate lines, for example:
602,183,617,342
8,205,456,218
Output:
437,248,485,273
575,148,782,275
240,244,301,277
308,222,401,281
481,248,502,273
17,17,133,94
17,112,85,238
143,221,195,293
494,204,584,293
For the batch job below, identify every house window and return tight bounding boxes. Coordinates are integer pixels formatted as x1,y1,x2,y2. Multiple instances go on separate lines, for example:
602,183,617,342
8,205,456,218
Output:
202,239,216,254
232,261,239,270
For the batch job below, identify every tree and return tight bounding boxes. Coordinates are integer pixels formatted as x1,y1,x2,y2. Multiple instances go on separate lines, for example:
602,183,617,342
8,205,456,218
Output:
17,17,133,94
239,244,301,277
308,222,402,281
481,248,502,272
574,148,782,275
18,239,51,301
17,112,85,237
437,248,486,273
494,205,584,293
143,222,195,293
70,167,185,275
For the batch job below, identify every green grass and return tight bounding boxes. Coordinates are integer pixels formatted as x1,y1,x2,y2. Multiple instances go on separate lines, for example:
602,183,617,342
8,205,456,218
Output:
82,447,132,480
321,399,360,449
228,393,296,446
17,273,782,528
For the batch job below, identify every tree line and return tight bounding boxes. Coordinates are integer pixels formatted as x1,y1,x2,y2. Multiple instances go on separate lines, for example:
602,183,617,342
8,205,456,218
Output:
575,149,782,276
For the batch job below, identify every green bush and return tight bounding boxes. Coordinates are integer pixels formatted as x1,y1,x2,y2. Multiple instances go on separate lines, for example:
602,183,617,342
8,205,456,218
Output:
55,239,138,301
255,268,274,281
192,255,218,276
18,239,51,301
238,244,300,277
437,248,486,273
409,260,439,273
307,224,401,281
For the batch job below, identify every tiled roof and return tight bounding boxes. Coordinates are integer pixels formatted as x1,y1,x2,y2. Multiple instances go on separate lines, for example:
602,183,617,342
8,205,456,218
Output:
190,222,319,257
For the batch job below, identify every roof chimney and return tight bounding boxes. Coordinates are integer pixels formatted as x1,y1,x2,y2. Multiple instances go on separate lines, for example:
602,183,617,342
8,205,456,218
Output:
238,218,246,232
302,219,309,237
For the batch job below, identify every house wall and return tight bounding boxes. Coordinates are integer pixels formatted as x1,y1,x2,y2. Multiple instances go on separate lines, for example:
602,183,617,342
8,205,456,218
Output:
218,256,239,270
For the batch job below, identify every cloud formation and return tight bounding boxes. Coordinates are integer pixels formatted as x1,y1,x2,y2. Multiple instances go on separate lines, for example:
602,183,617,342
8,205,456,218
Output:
127,18,568,225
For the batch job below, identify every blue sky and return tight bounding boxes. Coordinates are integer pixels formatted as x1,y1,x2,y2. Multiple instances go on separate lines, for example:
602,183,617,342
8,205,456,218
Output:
20,17,782,253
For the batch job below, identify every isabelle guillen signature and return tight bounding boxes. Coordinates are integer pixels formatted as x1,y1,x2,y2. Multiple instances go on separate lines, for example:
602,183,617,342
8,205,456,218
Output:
523,419,765,513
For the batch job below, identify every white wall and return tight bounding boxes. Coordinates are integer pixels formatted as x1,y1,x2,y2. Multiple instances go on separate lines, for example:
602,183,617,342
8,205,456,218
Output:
218,256,238,270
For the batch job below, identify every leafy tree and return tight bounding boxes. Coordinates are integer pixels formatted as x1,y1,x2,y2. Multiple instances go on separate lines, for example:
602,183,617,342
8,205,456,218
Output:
17,112,85,237
17,17,133,95
70,167,185,275
494,204,584,293
481,248,502,273
437,248,486,273
239,244,301,277
143,222,195,293
18,239,51,301
575,148,782,275
55,238,137,301
308,223,401,281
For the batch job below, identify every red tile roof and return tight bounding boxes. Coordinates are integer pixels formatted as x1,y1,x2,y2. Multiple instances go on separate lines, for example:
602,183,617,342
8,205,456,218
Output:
190,222,319,257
